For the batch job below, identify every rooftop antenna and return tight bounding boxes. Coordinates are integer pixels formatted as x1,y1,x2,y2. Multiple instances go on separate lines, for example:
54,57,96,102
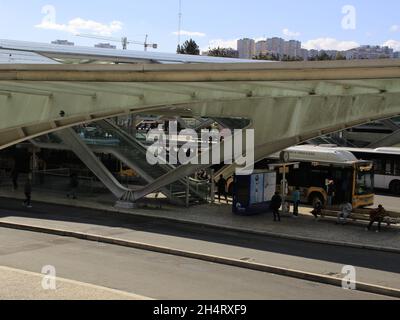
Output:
178,0,182,48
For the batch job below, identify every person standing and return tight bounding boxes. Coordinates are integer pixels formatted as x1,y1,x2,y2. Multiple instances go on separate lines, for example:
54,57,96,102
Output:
367,205,386,233
292,187,301,217
216,175,228,203
270,192,283,222
67,173,79,200
23,175,32,208
327,180,335,207
10,165,19,191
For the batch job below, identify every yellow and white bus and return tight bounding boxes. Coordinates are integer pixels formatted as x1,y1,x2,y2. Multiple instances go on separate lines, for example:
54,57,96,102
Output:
262,146,375,208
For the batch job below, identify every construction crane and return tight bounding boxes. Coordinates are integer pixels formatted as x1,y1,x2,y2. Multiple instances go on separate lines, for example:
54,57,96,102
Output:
178,0,183,48
76,34,158,51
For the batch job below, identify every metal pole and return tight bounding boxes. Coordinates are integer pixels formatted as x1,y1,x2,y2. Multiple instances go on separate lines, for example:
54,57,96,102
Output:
210,169,215,204
282,164,286,215
178,0,182,48
186,176,190,208
122,37,128,50
144,35,148,52
31,148,37,184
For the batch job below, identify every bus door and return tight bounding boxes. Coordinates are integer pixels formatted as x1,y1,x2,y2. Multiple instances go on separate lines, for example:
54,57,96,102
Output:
331,167,353,204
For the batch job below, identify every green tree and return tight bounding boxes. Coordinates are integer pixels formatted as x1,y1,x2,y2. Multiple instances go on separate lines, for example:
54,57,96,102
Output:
177,39,200,55
208,47,238,58
253,53,280,61
335,53,346,60
309,51,333,61
281,54,304,62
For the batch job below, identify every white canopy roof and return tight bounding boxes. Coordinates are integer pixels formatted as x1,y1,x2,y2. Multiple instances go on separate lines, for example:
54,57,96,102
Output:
0,39,263,64
0,48,59,64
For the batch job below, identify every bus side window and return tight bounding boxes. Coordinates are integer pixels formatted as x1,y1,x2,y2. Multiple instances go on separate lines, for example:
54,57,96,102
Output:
394,161,400,176
385,161,393,176
373,159,384,175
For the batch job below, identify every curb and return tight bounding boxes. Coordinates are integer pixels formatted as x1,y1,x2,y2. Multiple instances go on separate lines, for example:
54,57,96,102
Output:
1,194,400,255
1,220,399,299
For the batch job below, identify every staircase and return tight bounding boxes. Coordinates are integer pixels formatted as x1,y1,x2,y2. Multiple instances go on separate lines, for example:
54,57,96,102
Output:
94,120,209,206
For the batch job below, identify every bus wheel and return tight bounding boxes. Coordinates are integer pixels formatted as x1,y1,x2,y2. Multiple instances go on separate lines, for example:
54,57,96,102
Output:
309,193,324,207
389,180,400,195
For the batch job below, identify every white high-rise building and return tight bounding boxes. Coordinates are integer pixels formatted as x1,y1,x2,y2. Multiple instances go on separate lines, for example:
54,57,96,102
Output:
300,49,309,61
308,49,319,59
345,45,394,60
284,40,301,58
266,37,285,56
237,38,256,59
255,40,268,56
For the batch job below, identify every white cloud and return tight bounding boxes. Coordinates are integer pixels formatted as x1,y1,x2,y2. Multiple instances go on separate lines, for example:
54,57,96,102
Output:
303,38,359,51
35,18,123,36
172,30,206,37
282,28,301,37
390,25,400,32
383,40,400,51
202,39,238,51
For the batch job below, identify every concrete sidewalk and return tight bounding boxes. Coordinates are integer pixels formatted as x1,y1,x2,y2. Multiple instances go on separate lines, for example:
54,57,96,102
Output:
0,266,150,300
1,187,399,253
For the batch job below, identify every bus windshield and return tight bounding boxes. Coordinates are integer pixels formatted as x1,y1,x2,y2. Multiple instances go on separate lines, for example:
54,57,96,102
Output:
355,168,374,195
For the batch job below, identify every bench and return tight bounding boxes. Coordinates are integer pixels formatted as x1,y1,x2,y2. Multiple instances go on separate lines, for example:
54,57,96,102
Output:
321,208,400,226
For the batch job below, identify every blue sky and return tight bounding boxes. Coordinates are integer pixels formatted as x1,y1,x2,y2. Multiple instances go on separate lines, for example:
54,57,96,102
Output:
0,0,399,52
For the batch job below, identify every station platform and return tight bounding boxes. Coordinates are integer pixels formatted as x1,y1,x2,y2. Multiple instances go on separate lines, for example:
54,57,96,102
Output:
0,187,399,253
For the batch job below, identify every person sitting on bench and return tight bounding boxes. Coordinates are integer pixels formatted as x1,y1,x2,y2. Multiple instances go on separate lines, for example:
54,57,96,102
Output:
337,202,353,225
366,205,386,233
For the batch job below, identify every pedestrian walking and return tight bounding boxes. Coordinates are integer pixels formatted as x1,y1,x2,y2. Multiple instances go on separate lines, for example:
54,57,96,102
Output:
67,173,79,200
23,175,32,208
292,187,301,217
270,192,283,222
366,205,386,233
216,175,228,203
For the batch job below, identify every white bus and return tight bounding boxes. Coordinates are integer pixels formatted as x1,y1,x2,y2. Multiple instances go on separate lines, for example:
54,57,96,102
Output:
333,147,400,195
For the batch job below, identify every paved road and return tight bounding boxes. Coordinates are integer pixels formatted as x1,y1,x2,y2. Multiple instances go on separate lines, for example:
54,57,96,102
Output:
0,198,400,292
0,228,393,300
0,199,400,293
